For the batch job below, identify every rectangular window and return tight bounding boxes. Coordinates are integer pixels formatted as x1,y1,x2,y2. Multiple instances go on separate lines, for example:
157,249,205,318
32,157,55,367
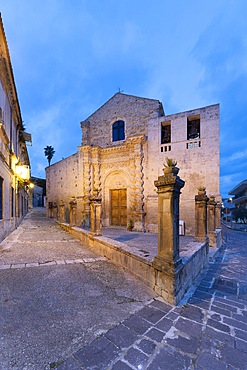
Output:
187,116,200,140
0,177,3,219
161,122,171,144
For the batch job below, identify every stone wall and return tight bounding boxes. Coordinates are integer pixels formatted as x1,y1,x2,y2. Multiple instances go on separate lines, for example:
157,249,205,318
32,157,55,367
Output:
46,152,84,223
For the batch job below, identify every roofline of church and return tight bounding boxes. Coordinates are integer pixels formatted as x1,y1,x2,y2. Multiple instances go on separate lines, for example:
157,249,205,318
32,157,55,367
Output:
81,92,164,123
164,103,220,119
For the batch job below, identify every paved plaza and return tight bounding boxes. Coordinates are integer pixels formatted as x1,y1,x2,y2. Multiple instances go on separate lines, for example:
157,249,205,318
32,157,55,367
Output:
0,208,247,369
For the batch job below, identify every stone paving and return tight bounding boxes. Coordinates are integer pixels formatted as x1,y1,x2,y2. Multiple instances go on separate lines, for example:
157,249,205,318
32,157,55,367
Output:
0,208,156,370
57,226,247,370
1,209,247,369
101,228,195,262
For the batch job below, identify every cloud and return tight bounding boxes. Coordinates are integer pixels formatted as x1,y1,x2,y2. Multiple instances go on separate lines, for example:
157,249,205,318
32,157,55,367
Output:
230,150,247,161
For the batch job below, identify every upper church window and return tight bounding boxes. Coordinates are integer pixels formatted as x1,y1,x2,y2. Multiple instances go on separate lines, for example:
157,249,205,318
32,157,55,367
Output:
187,116,200,140
161,122,171,144
112,120,125,142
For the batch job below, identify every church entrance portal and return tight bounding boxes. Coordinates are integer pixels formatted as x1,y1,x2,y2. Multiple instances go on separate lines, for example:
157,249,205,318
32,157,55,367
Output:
110,189,127,226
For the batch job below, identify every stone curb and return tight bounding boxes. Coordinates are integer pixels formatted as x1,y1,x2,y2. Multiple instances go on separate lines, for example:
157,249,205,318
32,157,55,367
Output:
0,256,108,270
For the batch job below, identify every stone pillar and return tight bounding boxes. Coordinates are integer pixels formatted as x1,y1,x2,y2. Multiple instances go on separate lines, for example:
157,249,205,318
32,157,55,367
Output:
215,202,222,229
153,166,185,304
207,196,216,247
154,167,185,269
195,190,208,242
92,147,102,196
90,196,102,236
59,200,65,223
69,199,77,227
52,202,58,219
82,149,92,228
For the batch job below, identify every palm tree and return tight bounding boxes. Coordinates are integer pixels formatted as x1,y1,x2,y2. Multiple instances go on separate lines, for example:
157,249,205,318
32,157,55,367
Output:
44,145,55,166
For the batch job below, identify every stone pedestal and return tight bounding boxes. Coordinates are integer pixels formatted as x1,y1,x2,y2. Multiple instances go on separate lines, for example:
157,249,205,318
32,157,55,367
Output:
195,192,209,242
153,167,185,303
69,199,77,227
90,196,102,236
59,200,65,223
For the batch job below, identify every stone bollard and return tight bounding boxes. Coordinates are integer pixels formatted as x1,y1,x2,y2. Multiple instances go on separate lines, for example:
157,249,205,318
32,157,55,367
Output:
69,199,77,227
59,200,65,223
153,165,185,304
207,196,217,247
195,190,209,242
90,195,102,236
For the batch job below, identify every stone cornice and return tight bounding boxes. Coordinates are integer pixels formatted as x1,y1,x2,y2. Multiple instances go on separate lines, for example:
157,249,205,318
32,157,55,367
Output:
0,122,9,145
78,134,146,156
0,16,23,128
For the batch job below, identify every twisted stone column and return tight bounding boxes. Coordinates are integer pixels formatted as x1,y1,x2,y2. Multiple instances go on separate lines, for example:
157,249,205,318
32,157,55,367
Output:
127,136,145,231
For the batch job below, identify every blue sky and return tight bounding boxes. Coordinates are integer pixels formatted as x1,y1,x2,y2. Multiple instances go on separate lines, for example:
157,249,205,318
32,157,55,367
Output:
1,0,247,197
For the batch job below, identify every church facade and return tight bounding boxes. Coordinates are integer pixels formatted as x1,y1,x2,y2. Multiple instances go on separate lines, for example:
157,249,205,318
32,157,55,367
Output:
46,93,220,235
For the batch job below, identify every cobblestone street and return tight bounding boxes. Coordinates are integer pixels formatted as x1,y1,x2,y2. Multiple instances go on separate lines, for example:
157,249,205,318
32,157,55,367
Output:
0,209,247,369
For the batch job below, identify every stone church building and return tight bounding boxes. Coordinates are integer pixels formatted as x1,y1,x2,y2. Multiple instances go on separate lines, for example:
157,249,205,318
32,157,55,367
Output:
46,93,220,235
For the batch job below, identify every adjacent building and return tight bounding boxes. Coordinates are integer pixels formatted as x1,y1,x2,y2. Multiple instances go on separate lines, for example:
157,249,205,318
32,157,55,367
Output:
0,14,31,241
229,180,247,208
46,93,220,235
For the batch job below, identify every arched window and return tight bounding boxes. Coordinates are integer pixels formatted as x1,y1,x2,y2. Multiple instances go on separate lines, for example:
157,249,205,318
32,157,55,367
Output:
112,120,125,142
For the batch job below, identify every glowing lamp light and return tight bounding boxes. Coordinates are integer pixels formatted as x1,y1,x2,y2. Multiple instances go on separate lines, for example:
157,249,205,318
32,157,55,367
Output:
15,164,30,181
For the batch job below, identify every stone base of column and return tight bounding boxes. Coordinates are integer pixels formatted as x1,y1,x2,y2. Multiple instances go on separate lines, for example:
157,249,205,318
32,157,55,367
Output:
194,235,209,244
153,256,184,305
209,229,222,248
153,255,182,272
208,231,217,247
